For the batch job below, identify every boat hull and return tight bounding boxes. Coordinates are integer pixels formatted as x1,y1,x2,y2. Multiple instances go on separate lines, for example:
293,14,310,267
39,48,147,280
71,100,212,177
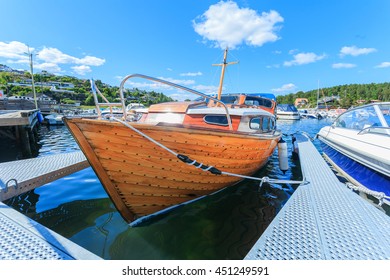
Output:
65,118,280,223
320,142,390,198
317,126,390,204
276,113,300,120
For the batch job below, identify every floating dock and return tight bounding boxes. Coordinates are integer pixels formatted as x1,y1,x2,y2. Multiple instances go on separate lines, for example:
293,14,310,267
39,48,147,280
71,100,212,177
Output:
245,133,390,260
0,201,101,260
0,151,98,260
0,151,89,201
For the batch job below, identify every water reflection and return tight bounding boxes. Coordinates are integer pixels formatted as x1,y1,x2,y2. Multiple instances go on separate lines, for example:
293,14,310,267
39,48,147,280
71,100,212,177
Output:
9,118,380,260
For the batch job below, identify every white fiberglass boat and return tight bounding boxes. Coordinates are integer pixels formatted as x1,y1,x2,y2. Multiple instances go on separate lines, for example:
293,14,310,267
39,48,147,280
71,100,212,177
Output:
317,102,390,205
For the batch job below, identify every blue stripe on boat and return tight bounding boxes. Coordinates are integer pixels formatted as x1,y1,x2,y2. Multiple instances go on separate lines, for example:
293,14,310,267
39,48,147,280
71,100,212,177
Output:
320,142,390,198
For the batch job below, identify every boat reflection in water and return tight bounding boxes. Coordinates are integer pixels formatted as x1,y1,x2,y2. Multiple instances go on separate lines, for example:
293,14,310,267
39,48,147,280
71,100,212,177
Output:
7,162,297,260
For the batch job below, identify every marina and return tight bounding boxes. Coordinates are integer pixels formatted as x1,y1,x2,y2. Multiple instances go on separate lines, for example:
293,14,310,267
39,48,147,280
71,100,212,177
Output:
1,118,389,260
1,4,390,277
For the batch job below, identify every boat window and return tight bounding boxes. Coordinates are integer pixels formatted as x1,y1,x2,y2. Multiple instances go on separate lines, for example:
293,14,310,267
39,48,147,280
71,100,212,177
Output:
270,118,275,129
278,104,298,112
204,115,230,126
246,96,273,108
250,117,275,131
379,104,390,126
335,106,382,130
220,95,239,104
262,117,270,131
250,117,262,129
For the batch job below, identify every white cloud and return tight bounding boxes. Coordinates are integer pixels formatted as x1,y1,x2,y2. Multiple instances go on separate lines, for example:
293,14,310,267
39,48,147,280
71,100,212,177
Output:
332,63,357,69
125,77,195,91
193,84,219,94
78,55,105,66
284,52,326,67
266,64,280,68
0,41,105,76
193,1,283,49
340,45,377,57
271,83,297,94
180,71,203,77
72,65,92,75
288,49,299,55
375,62,390,68
35,62,62,73
0,41,33,60
38,47,105,66
158,77,195,86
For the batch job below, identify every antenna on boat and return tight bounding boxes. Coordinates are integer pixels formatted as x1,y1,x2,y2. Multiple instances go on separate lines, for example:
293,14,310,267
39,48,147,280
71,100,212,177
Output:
213,48,238,100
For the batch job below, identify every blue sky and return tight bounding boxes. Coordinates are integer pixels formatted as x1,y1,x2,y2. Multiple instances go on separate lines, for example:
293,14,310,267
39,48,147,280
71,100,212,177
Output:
1,0,390,101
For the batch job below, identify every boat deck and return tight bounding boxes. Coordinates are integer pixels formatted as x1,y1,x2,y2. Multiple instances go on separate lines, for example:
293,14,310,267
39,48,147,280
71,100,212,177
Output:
245,133,390,260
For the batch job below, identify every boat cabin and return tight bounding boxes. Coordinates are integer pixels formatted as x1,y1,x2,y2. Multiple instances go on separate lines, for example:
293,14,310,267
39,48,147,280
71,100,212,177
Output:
138,97,276,134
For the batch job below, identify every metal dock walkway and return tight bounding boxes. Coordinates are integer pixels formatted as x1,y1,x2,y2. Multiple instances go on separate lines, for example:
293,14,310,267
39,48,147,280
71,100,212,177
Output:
0,151,89,201
0,201,101,259
0,151,100,260
245,133,390,260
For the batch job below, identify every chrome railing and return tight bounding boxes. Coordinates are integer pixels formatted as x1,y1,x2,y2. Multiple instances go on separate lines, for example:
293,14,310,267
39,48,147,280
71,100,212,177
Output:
91,74,233,130
120,74,233,130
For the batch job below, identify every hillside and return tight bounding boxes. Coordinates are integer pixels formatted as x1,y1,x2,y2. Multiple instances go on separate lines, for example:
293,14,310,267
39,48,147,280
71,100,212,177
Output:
2,64,389,108
276,82,390,108
0,66,174,106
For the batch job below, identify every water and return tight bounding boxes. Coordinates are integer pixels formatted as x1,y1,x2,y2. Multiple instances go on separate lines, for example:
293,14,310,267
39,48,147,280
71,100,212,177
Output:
3,118,379,260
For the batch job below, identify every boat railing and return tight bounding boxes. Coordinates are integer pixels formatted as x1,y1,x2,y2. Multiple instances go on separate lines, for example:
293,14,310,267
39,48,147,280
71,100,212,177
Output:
358,126,390,136
118,74,233,130
90,79,123,118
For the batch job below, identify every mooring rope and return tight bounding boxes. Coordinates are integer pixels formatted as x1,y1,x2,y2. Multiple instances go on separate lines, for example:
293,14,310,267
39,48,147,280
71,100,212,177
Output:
110,116,307,186
346,182,390,206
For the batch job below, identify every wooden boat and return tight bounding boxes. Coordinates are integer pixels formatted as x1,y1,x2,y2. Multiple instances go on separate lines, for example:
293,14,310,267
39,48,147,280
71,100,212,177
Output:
64,50,282,223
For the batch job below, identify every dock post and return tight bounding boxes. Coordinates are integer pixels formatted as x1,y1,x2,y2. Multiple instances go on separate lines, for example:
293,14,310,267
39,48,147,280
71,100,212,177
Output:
18,126,32,158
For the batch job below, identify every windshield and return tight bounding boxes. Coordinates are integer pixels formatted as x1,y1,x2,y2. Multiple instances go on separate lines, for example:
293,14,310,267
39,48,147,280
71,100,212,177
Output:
278,104,298,112
379,104,390,126
334,103,390,134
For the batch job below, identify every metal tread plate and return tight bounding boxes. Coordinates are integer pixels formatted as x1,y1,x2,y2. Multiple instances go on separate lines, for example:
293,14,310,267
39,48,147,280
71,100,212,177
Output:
0,151,89,200
0,202,102,260
245,134,390,260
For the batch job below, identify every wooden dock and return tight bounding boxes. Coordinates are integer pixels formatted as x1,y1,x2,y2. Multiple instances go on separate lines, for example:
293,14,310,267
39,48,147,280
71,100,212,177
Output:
245,133,390,260
0,151,89,201
0,109,41,158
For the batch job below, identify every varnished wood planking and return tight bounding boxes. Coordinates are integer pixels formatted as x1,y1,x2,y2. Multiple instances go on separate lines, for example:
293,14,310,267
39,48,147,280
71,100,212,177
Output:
65,120,135,222
65,117,279,222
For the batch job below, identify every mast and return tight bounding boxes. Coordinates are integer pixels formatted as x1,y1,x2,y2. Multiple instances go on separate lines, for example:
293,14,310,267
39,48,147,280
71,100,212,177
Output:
213,48,238,100
26,47,38,110
317,80,319,109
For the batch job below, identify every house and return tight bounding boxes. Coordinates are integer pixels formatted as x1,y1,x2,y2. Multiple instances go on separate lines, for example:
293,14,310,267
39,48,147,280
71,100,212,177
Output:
294,98,308,107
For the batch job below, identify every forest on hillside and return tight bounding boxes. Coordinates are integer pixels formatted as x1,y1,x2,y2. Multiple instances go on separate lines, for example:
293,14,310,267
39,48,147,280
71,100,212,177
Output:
276,82,390,108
